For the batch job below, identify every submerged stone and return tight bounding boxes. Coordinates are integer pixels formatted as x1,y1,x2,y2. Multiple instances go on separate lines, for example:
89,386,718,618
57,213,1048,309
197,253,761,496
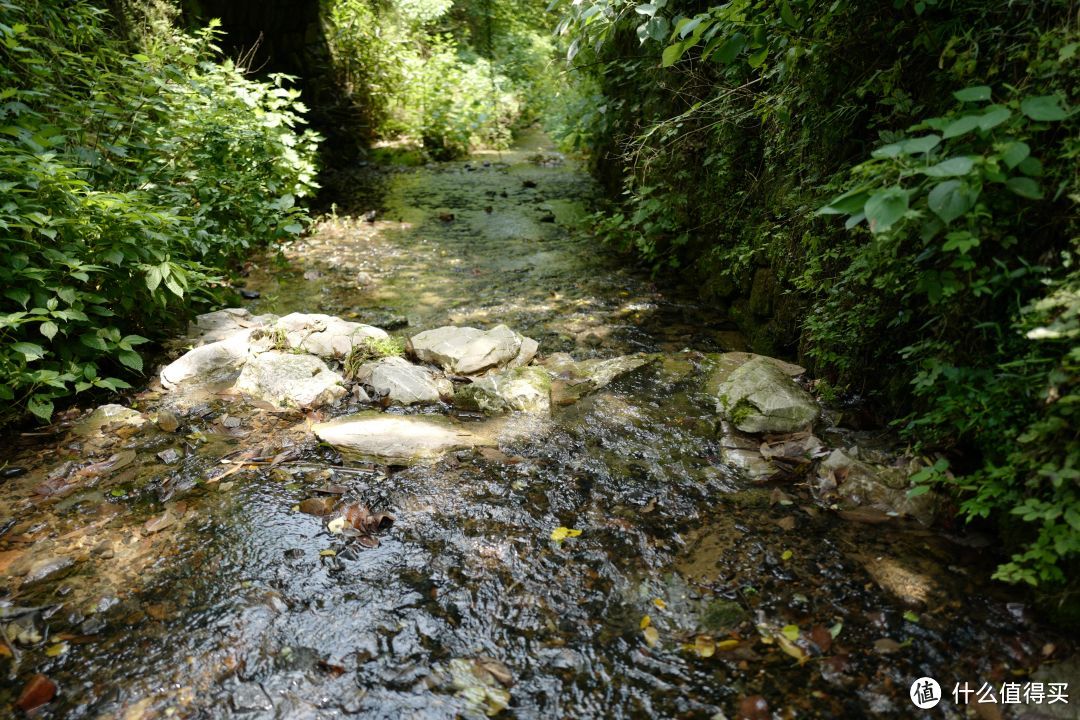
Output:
454,365,551,414
160,329,256,390
544,353,655,406
72,404,146,436
313,412,494,464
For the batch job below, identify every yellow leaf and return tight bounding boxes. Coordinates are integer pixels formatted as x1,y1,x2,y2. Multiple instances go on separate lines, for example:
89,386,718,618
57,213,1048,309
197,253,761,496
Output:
640,614,651,629
776,635,808,665
45,642,68,657
643,626,659,647
550,526,582,542
319,549,336,557
781,549,793,561
694,635,715,658
716,639,740,651
781,624,800,641
653,598,666,610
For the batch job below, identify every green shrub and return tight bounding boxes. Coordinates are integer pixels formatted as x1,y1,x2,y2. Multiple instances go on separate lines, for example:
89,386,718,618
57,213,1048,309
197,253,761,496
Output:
0,1,319,425
552,0,1079,586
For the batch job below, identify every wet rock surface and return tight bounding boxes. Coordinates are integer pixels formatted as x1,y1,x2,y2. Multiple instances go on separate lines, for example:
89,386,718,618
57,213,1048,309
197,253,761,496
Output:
0,133,1067,719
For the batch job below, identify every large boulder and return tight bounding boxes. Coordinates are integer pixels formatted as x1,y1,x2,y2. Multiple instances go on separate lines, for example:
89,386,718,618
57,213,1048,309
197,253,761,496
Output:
186,308,278,345
408,325,537,375
816,449,937,525
232,351,346,409
160,329,256,390
454,366,551,414
313,412,494,464
353,356,452,405
273,313,389,359
544,353,655,406
715,356,819,433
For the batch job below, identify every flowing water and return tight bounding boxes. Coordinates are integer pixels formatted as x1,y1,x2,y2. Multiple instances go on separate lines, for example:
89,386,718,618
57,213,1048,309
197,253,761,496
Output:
0,134,1067,719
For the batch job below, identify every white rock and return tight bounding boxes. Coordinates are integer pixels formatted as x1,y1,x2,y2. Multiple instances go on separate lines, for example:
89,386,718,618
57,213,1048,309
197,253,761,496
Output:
715,356,819,433
232,351,346,409
274,313,389,359
354,356,451,405
313,412,494,464
408,324,537,375
160,329,255,390
187,308,278,345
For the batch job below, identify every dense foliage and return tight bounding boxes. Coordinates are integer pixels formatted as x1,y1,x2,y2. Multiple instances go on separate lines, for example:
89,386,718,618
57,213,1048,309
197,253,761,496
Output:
553,1,1078,591
324,0,559,157
0,0,319,426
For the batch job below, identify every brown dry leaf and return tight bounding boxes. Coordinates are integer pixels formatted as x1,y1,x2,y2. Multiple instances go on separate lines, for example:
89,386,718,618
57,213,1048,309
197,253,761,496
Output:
299,497,338,516
776,516,796,531
143,511,176,534
477,657,514,687
873,638,903,654
17,673,57,712
838,508,893,524
809,625,833,653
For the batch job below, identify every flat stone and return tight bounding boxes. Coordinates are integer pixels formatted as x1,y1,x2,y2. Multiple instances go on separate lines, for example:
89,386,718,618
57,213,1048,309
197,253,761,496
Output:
187,307,278,345
232,351,346,409
160,329,256,390
544,353,655,406
354,356,451,405
72,404,146,436
715,356,819,433
408,324,535,375
313,412,494,464
273,312,389,359
454,366,551,414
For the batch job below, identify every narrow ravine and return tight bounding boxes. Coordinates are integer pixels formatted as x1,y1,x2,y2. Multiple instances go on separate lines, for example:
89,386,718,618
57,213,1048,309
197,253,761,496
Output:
0,134,1067,719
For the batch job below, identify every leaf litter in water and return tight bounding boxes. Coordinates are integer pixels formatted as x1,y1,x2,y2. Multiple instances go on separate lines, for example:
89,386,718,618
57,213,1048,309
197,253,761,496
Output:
550,526,582,542
326,504,395,548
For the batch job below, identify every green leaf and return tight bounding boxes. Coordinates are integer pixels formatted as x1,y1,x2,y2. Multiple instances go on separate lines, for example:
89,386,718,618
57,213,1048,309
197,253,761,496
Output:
927,180,977,224
27,395,54,421
635,3,658,16
1005,177,1044,200
40,321,58,340
978,106,1011,131
780,1,799,29
902,134,941,155
118,350,143,372
942,115,982,139
165,276,184,298
4,288,30,307
864,187,909,234
711,33,746,64
80,333,108,351
661,41,688,67
747,46,768,69
1020,95,1068,122
1017,156,1042,177
871,143,904,159
921,156,975,177
12,342,45,361
146,265,162,292
121,334,151,346
818,189,870,216
1001,141,1030,170
283,223,303,235
953,85,991,103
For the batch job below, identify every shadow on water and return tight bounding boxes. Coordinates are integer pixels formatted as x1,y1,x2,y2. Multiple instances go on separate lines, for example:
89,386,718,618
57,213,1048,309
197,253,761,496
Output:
0,132,1067,719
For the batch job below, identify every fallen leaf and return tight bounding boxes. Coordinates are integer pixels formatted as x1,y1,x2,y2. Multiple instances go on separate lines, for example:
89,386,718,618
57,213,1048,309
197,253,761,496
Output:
17,674,56,712
781,549,793,561
776,516,796,531
652,598,666,610
694,635,715,658
873,638,903,654
550,526,582,542
716,639,740,651
298,497,338,516
642,626,659,647
776,634,808,665
902,610,920,623
477,657,513,687
640,614,651,630
143,511,175,534
44,642,68,657
737,694,770,720
781,624,800,642
809,625,833,653
829,621,843,639
319,549,336,557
